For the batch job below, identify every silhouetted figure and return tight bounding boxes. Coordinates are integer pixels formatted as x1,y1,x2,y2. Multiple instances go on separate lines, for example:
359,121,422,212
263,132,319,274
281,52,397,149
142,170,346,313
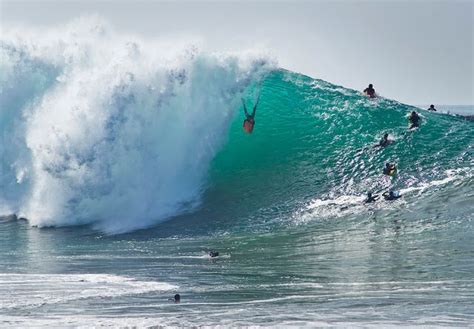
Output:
209,251,219,258
169,294,180,303
363,84,376,98
374,133,391,148
383,191,401,201
409,111,421,129
427,104,437,111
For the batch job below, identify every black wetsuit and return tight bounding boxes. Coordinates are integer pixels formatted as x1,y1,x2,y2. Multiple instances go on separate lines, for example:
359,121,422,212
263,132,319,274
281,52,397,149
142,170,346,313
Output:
379,137,389,147
409,113,421,128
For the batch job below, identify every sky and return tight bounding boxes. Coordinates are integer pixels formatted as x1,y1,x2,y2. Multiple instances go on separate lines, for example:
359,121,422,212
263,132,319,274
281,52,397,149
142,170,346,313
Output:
1,0,473,105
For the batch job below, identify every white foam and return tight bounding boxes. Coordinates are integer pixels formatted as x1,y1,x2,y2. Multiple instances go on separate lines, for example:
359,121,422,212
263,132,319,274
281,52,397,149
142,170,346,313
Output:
0,273,177,310
0,16,274,233
298,168,472,223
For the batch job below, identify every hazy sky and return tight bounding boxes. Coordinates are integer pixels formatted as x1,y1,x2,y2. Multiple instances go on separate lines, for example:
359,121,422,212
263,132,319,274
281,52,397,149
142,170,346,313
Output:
1,0,473,105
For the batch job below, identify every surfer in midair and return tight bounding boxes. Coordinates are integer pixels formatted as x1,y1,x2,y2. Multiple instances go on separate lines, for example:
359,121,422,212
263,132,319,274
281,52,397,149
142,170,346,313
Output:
242,92,260,134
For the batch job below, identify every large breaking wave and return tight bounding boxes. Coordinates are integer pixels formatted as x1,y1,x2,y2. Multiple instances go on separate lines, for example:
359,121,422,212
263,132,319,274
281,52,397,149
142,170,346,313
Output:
1,18,473,234
0,17,273,233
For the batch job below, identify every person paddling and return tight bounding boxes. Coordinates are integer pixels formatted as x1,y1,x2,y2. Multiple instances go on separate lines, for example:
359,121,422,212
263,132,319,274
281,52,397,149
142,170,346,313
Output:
374,133,391,148
242,92,260,134
408,111,421,129
383,191,402,201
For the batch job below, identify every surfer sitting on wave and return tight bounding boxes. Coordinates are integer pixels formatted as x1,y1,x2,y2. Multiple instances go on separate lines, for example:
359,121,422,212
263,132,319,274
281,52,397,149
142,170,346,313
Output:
363,84,376,98
427,104,437,112
364,192,379,203
383,191,401,201
242,92,260,134
408,111,421,129
383,162,397,176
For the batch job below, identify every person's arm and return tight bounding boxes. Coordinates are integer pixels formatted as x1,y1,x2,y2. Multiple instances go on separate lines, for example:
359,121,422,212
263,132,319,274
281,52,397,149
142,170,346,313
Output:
251,92,260,118
242,98,249,117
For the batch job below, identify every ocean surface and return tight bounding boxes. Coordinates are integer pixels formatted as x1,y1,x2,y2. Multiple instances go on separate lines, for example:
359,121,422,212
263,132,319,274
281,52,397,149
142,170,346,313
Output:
1,19,473,327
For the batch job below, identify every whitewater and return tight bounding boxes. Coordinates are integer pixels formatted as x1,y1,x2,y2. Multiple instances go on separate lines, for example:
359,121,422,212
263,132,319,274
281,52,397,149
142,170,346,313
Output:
1,18,473,327
0,17,273,233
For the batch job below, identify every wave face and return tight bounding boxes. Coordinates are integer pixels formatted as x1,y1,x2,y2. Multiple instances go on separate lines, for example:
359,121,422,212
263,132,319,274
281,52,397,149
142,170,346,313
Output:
204,71,473,231
0,18,272,233
1,18,473,234
213,71,473,193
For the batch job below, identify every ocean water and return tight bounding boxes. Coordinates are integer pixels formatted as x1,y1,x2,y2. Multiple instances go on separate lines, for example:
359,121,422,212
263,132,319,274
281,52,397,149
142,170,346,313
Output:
1,19,474,327
417,104,474,117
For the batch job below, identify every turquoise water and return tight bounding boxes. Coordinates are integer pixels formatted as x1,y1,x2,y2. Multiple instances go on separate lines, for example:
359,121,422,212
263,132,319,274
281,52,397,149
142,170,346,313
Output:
1,21,474,326
1,69,473,326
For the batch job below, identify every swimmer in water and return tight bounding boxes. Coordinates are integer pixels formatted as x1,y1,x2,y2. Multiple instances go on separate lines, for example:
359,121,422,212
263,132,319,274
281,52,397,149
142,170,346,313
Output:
383,162,397,176
169,294,180,303
382,191,402,201
408,111,421,129
209,251,219,258
374,133,391,148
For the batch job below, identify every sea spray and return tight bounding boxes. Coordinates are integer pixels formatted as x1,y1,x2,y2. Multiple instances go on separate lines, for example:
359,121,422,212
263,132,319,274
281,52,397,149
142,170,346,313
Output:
0,17,273,233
